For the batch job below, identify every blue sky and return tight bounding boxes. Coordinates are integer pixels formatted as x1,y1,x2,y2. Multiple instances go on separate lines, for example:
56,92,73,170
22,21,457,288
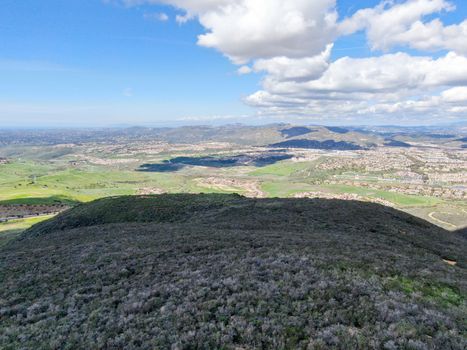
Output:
1,0,466,127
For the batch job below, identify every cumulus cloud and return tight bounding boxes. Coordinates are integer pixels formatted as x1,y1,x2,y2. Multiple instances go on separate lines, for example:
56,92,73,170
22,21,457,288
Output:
125,0,338,63
266,51,467,94
339,0,467,54
387,19,467,54
246,88,467,122
245,51,467,121
441,86,467,103
252,44,333,82
194,0,337,64
118,0,467,122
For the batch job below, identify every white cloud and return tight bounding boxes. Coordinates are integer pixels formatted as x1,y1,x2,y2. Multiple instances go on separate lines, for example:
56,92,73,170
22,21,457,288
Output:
277,51,467,94
245,88,467,122
245,51,467,121
339,0,467,54
177,113,250,121
388,19,467,54
252,44,333,82
195,0,337,64
130,0,337,64
117,0,467,123
160,0,230,13
237,65,252,75
143,12,169,21
441,86,467,103
175,13,191,24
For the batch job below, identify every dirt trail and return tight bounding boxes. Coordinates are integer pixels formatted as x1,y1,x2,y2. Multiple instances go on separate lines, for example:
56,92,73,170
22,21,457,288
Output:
428,212,457,229
196,177,266,198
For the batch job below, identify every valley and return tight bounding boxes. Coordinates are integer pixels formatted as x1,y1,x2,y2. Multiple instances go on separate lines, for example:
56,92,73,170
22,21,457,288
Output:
0,124,466,237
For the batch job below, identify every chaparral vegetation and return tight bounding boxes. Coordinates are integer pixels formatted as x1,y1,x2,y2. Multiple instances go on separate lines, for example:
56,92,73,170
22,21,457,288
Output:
1,194,465,349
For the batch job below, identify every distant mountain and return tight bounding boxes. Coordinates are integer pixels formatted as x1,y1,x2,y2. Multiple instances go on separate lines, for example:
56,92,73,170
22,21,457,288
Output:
0,124,464,149
3,194,465,348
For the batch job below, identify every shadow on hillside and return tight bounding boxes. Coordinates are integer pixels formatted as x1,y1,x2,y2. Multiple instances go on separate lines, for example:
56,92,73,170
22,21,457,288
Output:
20,193,466,268
269,139,365,150
0,196,79,206
22,193,443,233
280,126,316,138
137,153,292,172
453,227,467,239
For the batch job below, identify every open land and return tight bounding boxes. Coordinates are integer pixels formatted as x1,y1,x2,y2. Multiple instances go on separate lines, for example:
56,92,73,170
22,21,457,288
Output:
0,124,466,237
1,125,466,349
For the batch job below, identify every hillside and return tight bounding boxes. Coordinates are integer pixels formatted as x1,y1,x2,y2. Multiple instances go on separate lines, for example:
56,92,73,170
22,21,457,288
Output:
2,124,465,151
0,124,386,148
1,194,466,349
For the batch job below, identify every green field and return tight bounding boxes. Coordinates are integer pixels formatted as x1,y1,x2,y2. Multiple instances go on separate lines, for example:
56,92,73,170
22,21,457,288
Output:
0,215,55,246
249,161,311,177
1,149,465,231
260,181,442,207
0,215,55,232
0,161,209,204
320,184,443,207
261,181,316,197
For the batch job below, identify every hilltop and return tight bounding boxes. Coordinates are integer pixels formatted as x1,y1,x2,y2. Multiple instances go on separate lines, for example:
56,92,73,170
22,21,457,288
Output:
1,194,466,349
